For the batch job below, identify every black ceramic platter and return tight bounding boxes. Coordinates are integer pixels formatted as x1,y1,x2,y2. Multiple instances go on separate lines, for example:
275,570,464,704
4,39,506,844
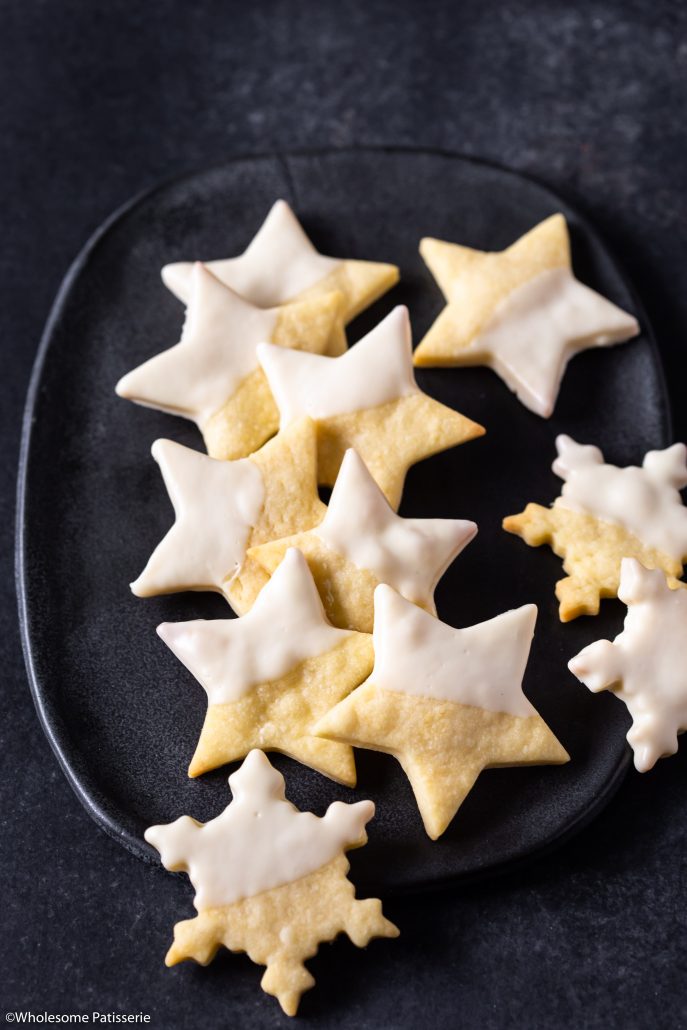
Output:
17,148,670,893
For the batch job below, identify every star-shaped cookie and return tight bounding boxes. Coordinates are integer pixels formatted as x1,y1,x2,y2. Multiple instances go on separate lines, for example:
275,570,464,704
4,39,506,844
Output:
315,586,568,839
161,198,399,352
258,305,485,509
116,261,343,461
131,416,326,615
145,749,398,1017
413,214,639,417
569,559,687,772
158,548,374,783
504,434,687,621
248,448,477,632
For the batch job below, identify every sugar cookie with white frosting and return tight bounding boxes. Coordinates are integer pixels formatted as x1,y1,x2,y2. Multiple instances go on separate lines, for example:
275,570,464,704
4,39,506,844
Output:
569,558,687,772
145,749,398,1017
131,417,326,615
503,434,687,621
161,198,400,355
158,549,374,783
116,262,344,460
248,448,477,632
258,305,485,510
414,214,639,417
314,586,568,840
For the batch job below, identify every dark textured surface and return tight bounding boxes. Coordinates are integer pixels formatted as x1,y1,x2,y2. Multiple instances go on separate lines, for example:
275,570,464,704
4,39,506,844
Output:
19,149,662,889
3,2,687,1027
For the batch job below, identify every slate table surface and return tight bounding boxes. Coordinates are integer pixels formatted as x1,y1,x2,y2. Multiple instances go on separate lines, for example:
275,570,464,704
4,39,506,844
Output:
2,2,687,1027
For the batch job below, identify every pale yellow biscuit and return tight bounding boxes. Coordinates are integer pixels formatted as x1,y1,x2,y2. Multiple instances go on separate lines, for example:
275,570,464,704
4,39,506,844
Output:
316,683,567,840
414,214,570,365
203,290,344,461
503,504,683,622
224,418,326,614
294,257,400,324
249,534,383,632
165,855,397,1017
146,751,398,1016
316,393,484,510
189,635,374,784
315,588,568,839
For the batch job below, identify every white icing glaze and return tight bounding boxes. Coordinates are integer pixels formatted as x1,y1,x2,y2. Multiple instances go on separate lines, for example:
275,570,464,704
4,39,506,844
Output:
569,558,687,772
157,548,352,705
131,439,265,596
470,267,639,417
314,449,476,606
552,435,687,561
116,263,277,428
370,585,538,718
145,749,374,909
161,199,341,306
258,306,418,425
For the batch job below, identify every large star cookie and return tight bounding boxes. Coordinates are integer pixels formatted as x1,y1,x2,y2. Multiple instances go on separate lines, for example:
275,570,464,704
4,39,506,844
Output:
145,749,398,1017
161,198,399,352
158,548,374,783
315,586,568,839
248,448,477,632
258,305,485,509
131,417,325,615
116,262,343,460
503,434,687,621
569,558,687,772
413,214,639,417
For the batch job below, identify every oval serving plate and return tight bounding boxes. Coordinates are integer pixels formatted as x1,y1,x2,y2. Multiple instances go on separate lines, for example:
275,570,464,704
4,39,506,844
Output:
16,148,669,893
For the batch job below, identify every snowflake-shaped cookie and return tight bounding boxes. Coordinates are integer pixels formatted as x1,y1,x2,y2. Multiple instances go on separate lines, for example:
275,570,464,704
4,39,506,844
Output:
569,558,687,772
145,749,398,1016
503,435,687,620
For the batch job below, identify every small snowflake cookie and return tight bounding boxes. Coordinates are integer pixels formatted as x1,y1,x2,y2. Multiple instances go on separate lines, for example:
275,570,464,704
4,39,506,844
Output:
314,585,568,839
161,197,400,353
116,261,344,460
248,447,477,632
258,305,485,509
157,548,373,783
129,416,325,615
413,214,639,417
145,749,398,1017
569,558,687,772
503,435,687,621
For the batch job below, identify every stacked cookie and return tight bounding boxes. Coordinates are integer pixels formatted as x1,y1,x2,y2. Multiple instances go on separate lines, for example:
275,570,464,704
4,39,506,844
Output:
117,200,686,1016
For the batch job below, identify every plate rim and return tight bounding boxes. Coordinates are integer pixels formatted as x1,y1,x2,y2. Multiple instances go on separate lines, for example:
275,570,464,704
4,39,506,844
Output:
15,144,671,890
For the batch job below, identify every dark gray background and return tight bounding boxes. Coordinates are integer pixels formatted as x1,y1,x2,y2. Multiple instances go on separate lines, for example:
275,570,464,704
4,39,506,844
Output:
3,1,687,1027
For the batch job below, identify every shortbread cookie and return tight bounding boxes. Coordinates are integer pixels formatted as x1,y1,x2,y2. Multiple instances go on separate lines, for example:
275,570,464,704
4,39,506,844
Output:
131,417,325,615
315,586,568,839
258,305,485,509
248,448,477,632
161,198,400,355
145,749,398,1016
414,214,639,417
158,549,374,783
503,435,687,621
569,559,687,772
116,262,343,460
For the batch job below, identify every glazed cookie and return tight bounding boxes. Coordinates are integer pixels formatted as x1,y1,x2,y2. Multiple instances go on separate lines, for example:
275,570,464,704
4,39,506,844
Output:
157,549,374,783
414,214,639,417
145,749,398,1017
161,198,400,354
258,305,485,509
131,417,326,615
503,435,687,621
315,586,568,840
116,262,344,460
569,559,687,773
248,448,477,632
